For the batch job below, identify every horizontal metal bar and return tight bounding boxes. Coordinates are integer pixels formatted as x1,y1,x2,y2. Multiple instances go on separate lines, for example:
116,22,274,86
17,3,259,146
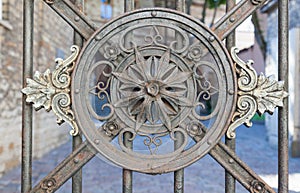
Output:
43,0,98,40
209,142,275,193
29,142,96,193
211,0,268,40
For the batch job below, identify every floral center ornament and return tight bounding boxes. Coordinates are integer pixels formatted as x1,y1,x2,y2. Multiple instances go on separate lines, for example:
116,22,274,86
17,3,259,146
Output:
112,48,192,132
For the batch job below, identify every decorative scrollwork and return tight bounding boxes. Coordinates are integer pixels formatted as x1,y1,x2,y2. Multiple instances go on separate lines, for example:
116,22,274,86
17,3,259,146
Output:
22,46,80,136
72,9,236,173
192,61,221,120
227,47,288,138
118,127,188,157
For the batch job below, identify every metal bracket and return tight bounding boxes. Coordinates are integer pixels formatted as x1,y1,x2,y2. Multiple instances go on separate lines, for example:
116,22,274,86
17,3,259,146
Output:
22,45,80,136
227,47,289,138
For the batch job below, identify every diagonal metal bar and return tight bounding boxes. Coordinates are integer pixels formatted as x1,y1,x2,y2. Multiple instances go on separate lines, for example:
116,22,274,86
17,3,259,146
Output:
209,142,275,193
43,0,268,44
43,0,98,40
211,0,268,40
29,141,96,193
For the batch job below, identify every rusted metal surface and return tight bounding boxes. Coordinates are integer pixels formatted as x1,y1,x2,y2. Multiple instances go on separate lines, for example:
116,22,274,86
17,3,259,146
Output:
22,0,34,192
122,2,134,193
72,0,84,192
72,8,236,173
278,0,289,192
211,0,269,40
29,142,96,193
43,0,97,40
209,142,275,193
225,0,236,192
174,2,185,192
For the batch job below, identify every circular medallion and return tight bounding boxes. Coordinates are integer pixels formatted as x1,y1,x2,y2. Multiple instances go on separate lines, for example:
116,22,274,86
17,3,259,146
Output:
72,8,236,173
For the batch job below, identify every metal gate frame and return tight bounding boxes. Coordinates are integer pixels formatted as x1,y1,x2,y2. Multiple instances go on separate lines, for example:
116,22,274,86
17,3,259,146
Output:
22,0,289,192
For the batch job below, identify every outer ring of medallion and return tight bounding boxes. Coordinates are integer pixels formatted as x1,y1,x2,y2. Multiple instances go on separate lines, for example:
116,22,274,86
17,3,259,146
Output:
72,8,236,173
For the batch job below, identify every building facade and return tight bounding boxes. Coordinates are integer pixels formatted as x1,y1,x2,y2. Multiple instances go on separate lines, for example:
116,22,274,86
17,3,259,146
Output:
262,0,300,156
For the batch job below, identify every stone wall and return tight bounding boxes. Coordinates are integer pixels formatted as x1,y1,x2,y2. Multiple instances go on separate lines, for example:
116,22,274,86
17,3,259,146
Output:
0,0,73,176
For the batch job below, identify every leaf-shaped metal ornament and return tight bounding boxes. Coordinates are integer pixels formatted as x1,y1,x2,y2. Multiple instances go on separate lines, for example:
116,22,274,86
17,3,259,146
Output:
22,69,55,111
22,46,80,136
227,47,288,139
254,74,288,115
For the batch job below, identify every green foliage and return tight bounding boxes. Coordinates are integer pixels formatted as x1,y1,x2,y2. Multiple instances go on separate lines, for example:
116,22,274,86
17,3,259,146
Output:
251,113,265,122
207,0,226,9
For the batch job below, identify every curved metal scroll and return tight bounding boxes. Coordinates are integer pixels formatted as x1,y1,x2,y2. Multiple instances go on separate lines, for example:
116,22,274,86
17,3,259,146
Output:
22,45,80,136
227,47,288,138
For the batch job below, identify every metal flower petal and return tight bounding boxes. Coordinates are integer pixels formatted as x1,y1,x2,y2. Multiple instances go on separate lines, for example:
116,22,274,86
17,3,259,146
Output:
113,48,192,131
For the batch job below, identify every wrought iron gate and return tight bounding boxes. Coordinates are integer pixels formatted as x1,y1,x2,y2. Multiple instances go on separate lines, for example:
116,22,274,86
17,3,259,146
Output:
22,0,289,192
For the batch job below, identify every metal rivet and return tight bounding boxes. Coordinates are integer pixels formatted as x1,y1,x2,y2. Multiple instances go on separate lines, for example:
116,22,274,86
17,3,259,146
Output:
73,158,79,164
74,16,80,22
47,181,53,187
229,17,235,22
229,158,234,164
228,89,234,95
208,36,215,42
256,185,262,191
207,140,212,145
95,35,101,41
75,89,80,93
94,139,100,144
151,11,157,17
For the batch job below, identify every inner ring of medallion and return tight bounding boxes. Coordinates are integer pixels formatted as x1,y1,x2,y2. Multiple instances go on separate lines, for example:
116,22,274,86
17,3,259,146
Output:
110,48,196,134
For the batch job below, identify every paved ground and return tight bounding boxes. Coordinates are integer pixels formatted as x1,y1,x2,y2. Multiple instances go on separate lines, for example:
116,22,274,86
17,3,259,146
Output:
1,123,299,193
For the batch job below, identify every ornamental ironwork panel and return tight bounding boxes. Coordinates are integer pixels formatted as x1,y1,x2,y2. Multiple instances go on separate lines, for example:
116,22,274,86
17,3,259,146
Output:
21,0,289,192
71,9,236,173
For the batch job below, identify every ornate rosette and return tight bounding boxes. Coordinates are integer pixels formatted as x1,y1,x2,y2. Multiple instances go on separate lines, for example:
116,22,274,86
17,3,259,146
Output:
72,8,236,173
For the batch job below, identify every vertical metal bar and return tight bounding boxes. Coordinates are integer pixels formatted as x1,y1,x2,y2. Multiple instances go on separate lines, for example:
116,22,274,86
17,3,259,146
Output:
278,0,289,192
124,0,134,13
174,2,185,193
174,133,184,193
225,1,236,192
176,0,185,12
123,133,133,193
123,2,134,193
71,1,84,192
22,0,34,192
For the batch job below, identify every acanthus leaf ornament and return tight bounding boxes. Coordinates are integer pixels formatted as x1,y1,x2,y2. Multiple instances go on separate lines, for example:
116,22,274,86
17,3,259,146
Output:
22,45,80,136
227,47,288,138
